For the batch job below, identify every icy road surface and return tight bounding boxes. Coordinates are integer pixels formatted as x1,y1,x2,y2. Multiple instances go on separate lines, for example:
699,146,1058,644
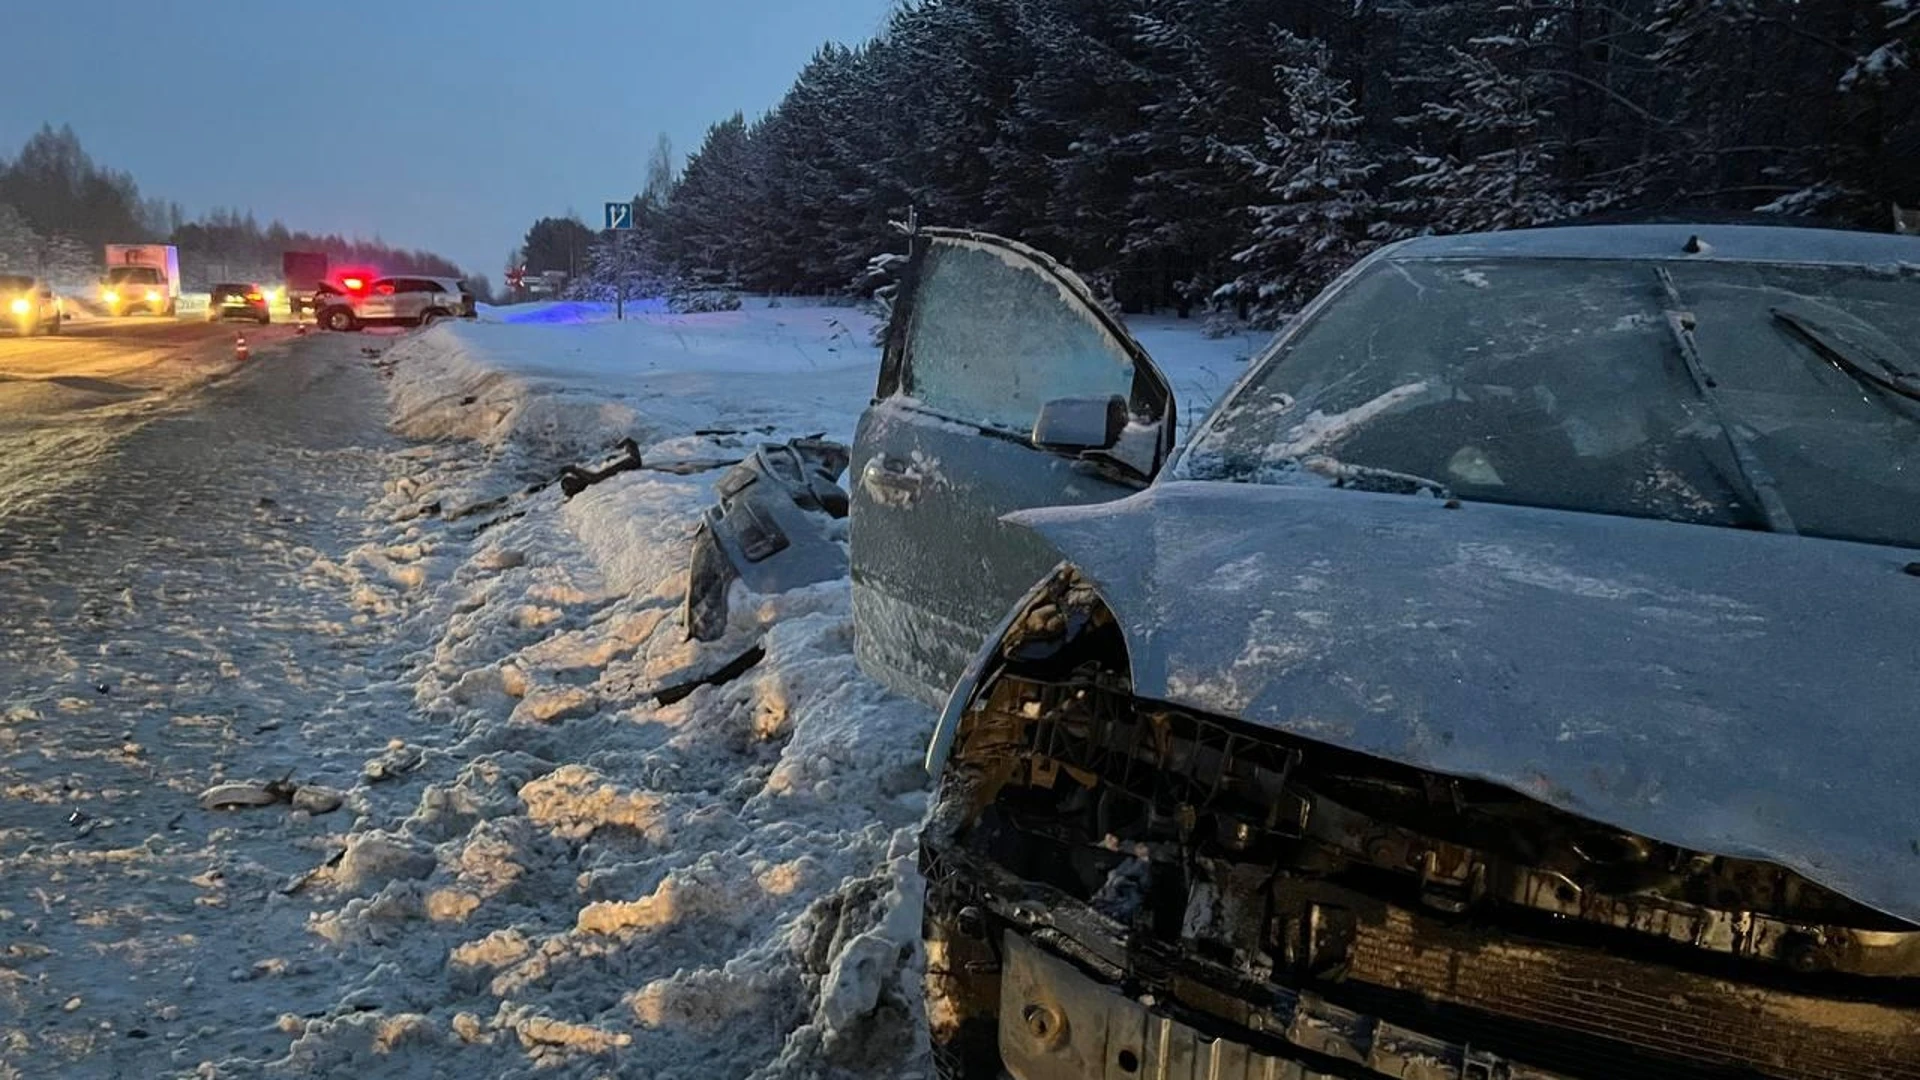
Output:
0,301,1265,1079
0,316,300,517
0,327,416,1075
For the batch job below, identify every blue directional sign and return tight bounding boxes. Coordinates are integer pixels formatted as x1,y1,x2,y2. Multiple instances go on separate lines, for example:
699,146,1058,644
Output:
605,201,634,230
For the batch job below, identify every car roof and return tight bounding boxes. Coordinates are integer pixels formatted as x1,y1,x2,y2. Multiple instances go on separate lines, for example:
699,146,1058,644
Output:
1380,223,1920,266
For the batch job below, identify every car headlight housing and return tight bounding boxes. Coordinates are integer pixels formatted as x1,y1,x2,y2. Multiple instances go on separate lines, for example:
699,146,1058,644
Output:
145,290,161,303
8,298,28,316
103,289,119,304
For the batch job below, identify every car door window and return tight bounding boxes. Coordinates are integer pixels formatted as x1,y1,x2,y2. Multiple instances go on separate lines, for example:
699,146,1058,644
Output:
897,238,1144,436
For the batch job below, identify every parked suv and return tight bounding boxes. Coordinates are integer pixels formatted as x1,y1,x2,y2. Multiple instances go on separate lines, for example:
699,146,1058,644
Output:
315,275,474,332
0,274,62,335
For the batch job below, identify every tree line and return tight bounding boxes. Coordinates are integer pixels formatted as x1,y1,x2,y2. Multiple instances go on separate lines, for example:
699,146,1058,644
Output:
0,124,466,292
534,0,1917,323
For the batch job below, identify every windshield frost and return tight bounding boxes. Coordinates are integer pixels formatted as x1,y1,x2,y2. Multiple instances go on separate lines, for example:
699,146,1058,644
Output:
1182,257,1920,549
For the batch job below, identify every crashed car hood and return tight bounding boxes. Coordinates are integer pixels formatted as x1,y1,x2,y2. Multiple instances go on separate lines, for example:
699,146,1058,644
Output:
1008,481,1920,925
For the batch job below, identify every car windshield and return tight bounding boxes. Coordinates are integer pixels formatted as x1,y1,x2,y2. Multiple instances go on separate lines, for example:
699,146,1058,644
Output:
0,275,33,292
1180,256,1920,549
107,267,162,284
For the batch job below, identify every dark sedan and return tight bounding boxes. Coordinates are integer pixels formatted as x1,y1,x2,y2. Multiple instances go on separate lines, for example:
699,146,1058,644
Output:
207,283,271,325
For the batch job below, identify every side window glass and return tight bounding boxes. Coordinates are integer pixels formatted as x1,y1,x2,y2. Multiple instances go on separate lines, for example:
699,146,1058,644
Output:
373,280,397,296
902,239,1138,434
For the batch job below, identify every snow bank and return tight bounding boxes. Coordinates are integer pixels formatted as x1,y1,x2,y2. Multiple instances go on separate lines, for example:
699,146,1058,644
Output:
261,306,934,1079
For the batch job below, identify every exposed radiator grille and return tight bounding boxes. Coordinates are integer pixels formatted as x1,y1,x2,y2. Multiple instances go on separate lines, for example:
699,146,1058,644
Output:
1341,906,1920,1080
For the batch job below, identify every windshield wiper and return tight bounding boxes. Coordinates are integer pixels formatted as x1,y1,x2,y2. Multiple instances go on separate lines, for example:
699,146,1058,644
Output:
1770,303,1920,406
1299,455,1451,498
1654,267,1798,534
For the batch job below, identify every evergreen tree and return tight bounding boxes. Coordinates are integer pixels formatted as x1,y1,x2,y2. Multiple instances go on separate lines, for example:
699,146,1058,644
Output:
589,0,1920,312
1224,30,1383,315
1392,34,1585,234
0,203,41,273
519,216,596,277
665,114,761,285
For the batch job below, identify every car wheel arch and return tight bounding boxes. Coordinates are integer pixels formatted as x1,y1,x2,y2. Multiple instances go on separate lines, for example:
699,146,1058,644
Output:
924,562,1133,779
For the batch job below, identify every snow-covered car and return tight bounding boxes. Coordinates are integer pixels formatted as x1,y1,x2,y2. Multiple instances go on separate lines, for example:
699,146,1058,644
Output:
315,275,474,332
0,273,62,335
848,225,1920,1079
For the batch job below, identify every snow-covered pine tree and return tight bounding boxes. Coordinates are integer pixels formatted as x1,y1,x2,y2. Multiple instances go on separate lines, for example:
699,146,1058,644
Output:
1127,0,1379,315
759,43,893,293
0,203,41,273
39,232,97,292
1649,0,1913,219
663,114,762,287
1391,35,1583,235
1838,0,1920,215
570,228,664,303
1223,29,1383,320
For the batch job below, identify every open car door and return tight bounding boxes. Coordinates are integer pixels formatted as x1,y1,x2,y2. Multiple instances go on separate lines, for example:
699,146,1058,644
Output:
850,229,1176,707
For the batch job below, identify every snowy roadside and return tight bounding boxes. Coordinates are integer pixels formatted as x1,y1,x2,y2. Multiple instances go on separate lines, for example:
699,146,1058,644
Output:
263,300,1266,1078
260,305,933,1079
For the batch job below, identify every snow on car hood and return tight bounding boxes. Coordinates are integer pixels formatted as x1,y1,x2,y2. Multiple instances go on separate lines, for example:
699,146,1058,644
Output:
1007,480,1920,925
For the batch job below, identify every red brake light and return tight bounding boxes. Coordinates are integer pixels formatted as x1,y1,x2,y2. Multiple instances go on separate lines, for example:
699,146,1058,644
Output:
341,277,365,291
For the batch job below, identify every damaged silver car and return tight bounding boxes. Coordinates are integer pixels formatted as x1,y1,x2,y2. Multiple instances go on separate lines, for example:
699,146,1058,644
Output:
848,225,1920,1079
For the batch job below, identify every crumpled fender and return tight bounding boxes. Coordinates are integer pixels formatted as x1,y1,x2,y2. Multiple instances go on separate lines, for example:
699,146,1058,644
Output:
923,566,1073,776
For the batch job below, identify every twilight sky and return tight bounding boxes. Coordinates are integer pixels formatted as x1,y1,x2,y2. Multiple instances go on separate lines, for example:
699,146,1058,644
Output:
4,1,898,278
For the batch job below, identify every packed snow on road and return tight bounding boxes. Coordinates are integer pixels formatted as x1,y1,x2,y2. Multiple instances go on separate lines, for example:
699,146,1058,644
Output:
0,299,1258,1079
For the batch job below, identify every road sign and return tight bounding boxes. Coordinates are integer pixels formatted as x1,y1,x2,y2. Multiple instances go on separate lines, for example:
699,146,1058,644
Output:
605,201,634,230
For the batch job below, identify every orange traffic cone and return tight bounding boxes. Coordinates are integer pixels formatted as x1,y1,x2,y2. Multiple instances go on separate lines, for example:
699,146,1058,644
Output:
235,333,249,361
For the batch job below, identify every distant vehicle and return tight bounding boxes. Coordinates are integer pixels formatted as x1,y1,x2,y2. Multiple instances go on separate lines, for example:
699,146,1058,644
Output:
101,244,180,317
207,283,271,325
0,274,62,335
866,225,1920,1080
315,275,475,332
281,251,328,320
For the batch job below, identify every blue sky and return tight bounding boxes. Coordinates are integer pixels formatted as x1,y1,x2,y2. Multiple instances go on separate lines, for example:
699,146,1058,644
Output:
4,1,898,278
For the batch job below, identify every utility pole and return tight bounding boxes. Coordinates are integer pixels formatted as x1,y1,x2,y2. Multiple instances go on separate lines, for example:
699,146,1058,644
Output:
604,199,637,322
616,233,626,321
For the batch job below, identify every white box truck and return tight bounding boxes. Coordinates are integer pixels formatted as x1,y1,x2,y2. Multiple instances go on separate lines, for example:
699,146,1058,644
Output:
101,244,180,317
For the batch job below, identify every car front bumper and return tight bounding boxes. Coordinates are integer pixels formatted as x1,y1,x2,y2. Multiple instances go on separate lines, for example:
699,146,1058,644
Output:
996,932,1564,1080
923,675,1920,1080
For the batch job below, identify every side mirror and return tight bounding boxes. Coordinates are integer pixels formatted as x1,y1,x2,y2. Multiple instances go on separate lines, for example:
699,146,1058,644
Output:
1032,394,1128,452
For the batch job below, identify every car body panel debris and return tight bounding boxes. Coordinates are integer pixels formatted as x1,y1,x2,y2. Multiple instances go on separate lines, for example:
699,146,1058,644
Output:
684,437,850,641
